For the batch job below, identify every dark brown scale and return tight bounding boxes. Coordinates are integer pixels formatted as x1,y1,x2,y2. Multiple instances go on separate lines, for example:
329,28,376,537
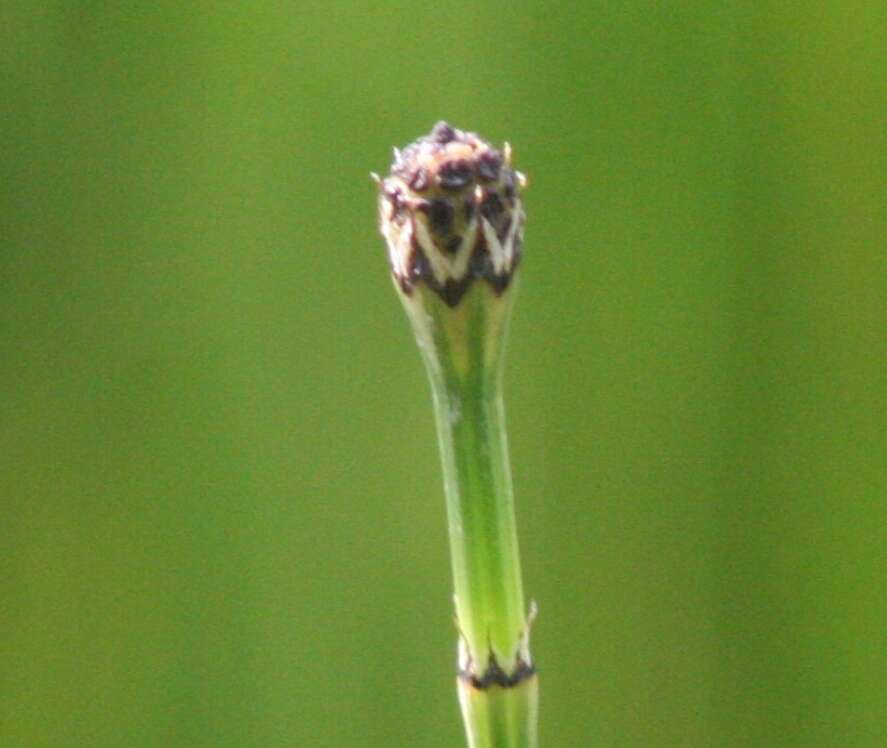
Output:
437,159,474,190
469,236,492,277
445,236,462,254
503,172,516,200
476,151,502,182
425,199,454,235
463,197,476,221
430,121,457,144
441,277,470,307
479,192,504,223
487,269,513,295
496,214,512,242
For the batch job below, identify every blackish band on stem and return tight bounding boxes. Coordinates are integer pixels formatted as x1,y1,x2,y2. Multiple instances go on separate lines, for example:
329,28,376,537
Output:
458,653,537,691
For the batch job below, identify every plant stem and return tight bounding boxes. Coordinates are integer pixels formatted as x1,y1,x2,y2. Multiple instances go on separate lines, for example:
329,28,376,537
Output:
459,675,539,748
400,282,538,748
377,121,536,747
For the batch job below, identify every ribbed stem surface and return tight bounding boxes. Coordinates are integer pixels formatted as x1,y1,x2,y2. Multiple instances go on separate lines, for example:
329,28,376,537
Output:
430,366,526,671
400,282,537,747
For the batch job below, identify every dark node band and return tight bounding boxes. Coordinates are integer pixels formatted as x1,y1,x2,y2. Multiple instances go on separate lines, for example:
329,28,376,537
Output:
396,234,521,307
458,653,537,691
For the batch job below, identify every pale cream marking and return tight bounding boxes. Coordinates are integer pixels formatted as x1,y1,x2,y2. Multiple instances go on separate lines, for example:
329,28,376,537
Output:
503,197,524,270
413,212,479,285
413,217,450,285
382,216,413,281
448,216,479,282
480,217,506,275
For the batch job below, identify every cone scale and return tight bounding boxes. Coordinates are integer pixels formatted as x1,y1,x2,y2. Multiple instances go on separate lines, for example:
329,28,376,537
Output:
377,122,538,748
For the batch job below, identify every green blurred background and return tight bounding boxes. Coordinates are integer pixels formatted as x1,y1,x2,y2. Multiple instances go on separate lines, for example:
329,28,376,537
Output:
2,2,884,746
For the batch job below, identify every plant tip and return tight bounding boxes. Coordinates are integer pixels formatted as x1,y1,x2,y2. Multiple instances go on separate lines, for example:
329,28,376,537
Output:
377,122,527,307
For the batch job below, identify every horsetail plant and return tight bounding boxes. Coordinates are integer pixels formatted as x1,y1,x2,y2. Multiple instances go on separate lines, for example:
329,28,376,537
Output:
375,122,538,748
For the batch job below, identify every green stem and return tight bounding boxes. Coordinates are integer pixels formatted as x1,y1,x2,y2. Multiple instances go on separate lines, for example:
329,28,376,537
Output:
400,280,537,748
459,677,539,748
431,340,526,670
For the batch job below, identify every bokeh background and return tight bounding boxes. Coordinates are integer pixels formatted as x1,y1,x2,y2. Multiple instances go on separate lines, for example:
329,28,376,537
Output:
3,2,884,746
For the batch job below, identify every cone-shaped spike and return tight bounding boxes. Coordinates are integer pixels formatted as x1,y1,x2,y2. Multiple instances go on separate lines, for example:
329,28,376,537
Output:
377,122,526,307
